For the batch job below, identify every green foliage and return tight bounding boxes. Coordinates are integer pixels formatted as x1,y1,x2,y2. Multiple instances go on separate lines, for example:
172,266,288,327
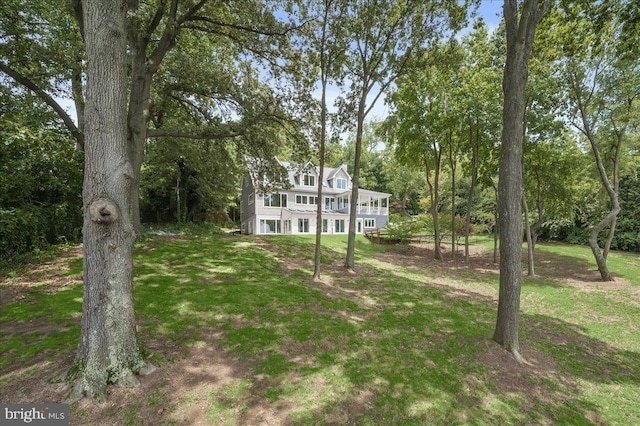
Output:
611,168,640,252
0,113,83,263
140,139,240,226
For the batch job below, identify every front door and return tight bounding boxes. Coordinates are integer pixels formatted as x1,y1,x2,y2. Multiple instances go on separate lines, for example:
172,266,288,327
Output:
357,219,363,233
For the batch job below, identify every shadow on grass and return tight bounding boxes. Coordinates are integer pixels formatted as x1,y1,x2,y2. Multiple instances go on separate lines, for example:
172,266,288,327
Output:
1,234,639,425
132,235,640,424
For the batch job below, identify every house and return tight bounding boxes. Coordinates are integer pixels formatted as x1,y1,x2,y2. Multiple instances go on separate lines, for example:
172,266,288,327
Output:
240,157,390,235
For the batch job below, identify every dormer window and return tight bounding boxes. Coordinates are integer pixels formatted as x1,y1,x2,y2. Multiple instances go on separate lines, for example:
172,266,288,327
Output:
336,178,347,190
303,174,315,187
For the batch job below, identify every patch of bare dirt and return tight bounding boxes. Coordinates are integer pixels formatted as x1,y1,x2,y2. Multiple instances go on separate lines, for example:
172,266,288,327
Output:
0,246,83,305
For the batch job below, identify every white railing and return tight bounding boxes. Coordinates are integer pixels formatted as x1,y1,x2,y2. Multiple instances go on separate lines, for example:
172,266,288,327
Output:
356,206,388,215
322,205,389,215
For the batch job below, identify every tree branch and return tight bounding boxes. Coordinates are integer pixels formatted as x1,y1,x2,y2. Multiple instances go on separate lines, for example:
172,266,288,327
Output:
0,62,83,149
184,15,311,37
147,127,242,140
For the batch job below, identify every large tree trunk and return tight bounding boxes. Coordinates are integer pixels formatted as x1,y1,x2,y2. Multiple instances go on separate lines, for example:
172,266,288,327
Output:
69,0,154,405
493,0,549,359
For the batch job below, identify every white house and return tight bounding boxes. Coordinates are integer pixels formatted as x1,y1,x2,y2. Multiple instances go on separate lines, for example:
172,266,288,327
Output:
240,158,390,235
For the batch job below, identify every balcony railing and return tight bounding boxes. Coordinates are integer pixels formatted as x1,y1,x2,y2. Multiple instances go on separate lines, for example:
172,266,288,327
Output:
356,206,388,215
323,204,388,216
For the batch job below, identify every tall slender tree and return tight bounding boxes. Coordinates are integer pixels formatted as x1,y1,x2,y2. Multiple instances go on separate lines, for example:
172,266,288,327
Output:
342,0,468,270
493,0,550,361
303,0,348,281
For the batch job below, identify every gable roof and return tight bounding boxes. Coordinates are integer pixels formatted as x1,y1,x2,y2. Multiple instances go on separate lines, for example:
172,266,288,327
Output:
325,163,349,182
246,158,353,192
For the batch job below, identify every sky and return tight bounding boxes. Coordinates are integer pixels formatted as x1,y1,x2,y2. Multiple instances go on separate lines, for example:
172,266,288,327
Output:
475,0,504,32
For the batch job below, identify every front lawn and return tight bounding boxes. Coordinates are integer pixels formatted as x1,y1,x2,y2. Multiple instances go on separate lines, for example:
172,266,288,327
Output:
1,234,638,425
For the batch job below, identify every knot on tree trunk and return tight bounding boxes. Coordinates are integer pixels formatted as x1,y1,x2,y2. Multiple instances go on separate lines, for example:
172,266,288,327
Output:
89,198,119,225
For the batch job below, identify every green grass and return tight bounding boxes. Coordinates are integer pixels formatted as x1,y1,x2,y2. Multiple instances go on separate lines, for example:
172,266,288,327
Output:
1,233,639,424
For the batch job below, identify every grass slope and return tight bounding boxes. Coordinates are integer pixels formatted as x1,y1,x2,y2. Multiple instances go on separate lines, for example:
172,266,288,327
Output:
1,234,639,425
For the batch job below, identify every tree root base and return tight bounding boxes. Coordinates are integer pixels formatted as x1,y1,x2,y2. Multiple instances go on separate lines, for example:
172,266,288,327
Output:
65,361,157,406
509,349,532,366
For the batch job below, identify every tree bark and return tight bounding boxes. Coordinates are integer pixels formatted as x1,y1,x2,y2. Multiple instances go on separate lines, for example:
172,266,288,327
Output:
69,0,154,405
530,186,544,250
571,69,623,281
464,123,478,265
448,131,457,262
400,187,408,215
492,181,499,264
345,93,366,271
589,209,619,281
603,131,622,261
522,191,535,277
313,5,331,281
603,217,616,260
425,146,444,261
493,0,549,358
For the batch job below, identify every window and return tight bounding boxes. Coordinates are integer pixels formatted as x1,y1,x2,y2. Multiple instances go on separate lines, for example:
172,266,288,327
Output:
303,174,315,186
322,219,328,233
263,193,287,207
364,218,376,228
339,198,349,209
248,193,254,205
295,195,318,205
298,218,309,233
260,219,282,234
335,219,345,233
324,197,335,210
336,178,347,190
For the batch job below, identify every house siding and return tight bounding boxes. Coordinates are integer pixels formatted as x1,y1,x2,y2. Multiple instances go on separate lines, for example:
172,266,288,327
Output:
241,158,390,235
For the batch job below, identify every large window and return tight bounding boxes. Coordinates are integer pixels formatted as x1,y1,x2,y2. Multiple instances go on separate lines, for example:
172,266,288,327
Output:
303,174,315,187
335,219,345,233
364,218,376,228
324,197,335,210
263,193,287,207
298,218,309,233
260,219,282,234
336,178,347,190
